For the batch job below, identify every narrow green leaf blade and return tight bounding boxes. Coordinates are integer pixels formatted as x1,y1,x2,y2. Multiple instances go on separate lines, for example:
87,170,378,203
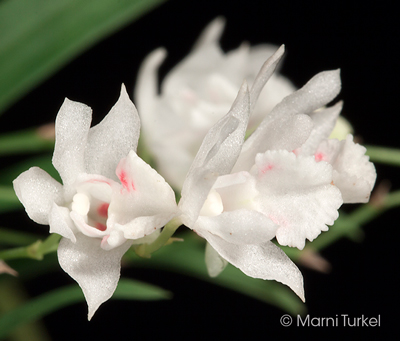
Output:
0,128,54,156
0,0,167,114
365,145,400,167
0,278,171,338
0,185,20,213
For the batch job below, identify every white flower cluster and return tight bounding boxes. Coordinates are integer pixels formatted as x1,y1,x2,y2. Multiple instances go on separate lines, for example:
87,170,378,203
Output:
13,19,376,319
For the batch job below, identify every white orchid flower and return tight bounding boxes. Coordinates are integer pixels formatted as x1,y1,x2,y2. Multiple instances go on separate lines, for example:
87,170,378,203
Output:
177,48,329,301
13,85,178,319
177,36,375,300
135,17,296,191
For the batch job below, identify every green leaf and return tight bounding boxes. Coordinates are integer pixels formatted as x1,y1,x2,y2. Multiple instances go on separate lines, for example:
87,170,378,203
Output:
0,228,40,246
0,278,51,341
0,0,167,114
0,185,20,213
112,278,172,301
366,145,400,167
0,153,58,187
0,128,54,156
0,278,171,338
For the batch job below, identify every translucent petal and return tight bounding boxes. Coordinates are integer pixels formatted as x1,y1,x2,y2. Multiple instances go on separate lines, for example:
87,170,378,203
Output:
329,116,353,140
214,171,259,212
241,70,341,169
85,85,140,181
194,209,277,245
248,44,287,74
300,101,343,155
162,18,225,94
108,150,178,239
191,16,225,51
52,98,92,191
13,167,63,225
233,113,313,172
220,42,251,85
134,47,166,136
251,73,296,130
200,230,305,301
249,45,285,111
179,82,250,226
49,203,77,242
205,241,228,277
316,135,376,203
57,234,133,320
264,69,341,123
251,150,343,249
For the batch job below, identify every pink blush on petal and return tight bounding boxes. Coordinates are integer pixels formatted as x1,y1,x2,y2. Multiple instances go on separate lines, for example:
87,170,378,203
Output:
314,152,327,162
118,169,135,192
260,164,274,174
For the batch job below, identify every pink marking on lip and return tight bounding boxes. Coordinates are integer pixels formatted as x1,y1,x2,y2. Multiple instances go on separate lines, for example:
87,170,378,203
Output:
268,214,289,227
97,203,109,218
314,152,327,162
292,148,300,155
95,222,107,231
260,164,274,174
118,169,135,192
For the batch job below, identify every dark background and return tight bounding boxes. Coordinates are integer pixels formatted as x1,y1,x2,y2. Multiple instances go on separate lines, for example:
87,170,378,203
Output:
1,0,398,338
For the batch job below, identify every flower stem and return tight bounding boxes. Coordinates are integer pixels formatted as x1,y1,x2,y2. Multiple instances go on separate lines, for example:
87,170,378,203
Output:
135,217,182,258
0,234,61,261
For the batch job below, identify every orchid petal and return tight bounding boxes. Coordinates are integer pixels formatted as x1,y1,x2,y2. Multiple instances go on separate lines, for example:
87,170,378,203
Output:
316,135,376,203
249,45,285,111
162,18,225,94
200,230,305,301
179,82,250,226
108,150,178,239
213,172,259,212
134,47,166,135
85,85,140,180
191,16,225,51
49,203,77,242
251,150,343,249
264,69,341,122
233,113,313,172
194,209,277,245
52,98,92,192
240,70,341,168
205,241,228,277
300,101,343,155
13,167,63,225
57,234,133,320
